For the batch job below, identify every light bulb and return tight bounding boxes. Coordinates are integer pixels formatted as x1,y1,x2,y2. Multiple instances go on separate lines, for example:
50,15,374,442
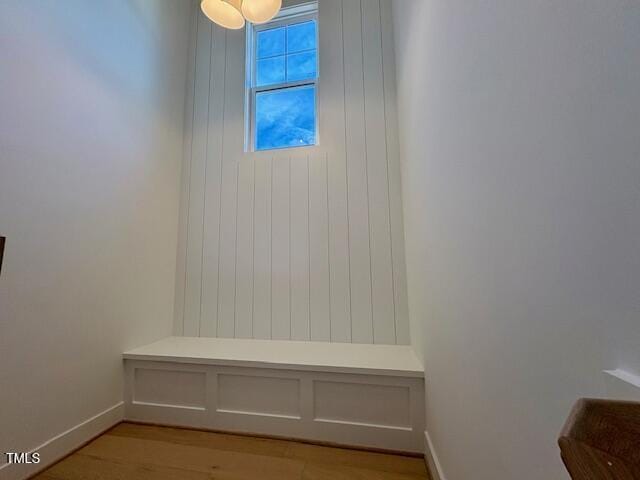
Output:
201,0,245,30
241,0,282,24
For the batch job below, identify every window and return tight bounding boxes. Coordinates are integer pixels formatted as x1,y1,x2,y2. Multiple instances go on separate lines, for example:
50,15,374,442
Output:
246,2,318,151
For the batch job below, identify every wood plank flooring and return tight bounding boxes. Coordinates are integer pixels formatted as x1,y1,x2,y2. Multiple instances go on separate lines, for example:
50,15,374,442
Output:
33,423,430,480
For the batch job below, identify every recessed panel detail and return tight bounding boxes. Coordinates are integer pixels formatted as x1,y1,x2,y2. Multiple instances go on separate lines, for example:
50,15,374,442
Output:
134,368,206,409
217,374,301,418
314,381,411,429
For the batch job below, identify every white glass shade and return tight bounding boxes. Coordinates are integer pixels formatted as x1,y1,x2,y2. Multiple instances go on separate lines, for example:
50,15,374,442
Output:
201,0,245,30
241,0,282,24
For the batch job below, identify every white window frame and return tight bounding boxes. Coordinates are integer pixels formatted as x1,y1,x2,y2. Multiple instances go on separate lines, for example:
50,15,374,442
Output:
245,1,319,152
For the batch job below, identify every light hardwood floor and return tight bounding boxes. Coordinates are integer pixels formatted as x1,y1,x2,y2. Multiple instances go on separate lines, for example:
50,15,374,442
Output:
33,423,431,480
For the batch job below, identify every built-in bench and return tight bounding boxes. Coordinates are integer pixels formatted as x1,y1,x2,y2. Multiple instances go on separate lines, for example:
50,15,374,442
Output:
123,337,425,453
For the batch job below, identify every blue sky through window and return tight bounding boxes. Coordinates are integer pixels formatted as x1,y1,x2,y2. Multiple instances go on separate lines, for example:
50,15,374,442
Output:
286,51,317,82
287,21,316,53
256,20,317,86
256,86,316,150
257,27,285,58
254,17,317,150
257,56,285,85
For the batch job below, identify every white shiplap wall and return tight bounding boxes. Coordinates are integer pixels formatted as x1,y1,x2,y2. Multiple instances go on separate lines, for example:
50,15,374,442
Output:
174,0,409,345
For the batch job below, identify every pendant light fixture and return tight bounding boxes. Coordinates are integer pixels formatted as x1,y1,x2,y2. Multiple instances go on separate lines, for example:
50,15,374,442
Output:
201,0,282,30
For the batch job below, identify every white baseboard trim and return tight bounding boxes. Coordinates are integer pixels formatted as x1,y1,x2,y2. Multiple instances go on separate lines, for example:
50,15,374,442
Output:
424,430,446,480
0,402,124,480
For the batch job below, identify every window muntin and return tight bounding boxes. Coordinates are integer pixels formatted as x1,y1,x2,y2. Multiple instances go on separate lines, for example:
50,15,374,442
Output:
247,3,318,152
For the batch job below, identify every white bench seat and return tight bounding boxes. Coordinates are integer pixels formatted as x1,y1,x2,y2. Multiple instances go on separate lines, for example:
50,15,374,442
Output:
124,336,424,377
123,336,425,453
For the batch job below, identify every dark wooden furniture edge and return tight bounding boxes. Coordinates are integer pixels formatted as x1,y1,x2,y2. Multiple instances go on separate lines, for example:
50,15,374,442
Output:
559,398,640,479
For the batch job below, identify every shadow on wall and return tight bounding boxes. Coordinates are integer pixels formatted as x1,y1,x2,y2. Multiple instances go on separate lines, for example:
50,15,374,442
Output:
7,0,179,106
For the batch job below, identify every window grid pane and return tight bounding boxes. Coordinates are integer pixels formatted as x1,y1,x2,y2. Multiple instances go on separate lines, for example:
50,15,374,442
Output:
256,56,285,87
257,27,285,59
286,50,317,82
286,21,316,54
254,20,317,88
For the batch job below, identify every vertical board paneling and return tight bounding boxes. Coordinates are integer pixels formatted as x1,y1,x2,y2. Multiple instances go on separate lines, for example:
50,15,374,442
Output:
343,0,373,344
177,4,410,345
253,157,272,339
380,0,410,345
183,14,211,336
290,156,310,340
308,154,331,341
362,0,396,344
174,1,198,335
319,0,351,343
215,161,238,338
216,29,244,337
271,157,291,339
200,26,227,338
234,158,255,338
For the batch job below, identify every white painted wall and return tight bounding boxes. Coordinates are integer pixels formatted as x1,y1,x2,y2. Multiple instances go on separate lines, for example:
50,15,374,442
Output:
0,0,191,466
392,1,640,479
175,0,410,345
